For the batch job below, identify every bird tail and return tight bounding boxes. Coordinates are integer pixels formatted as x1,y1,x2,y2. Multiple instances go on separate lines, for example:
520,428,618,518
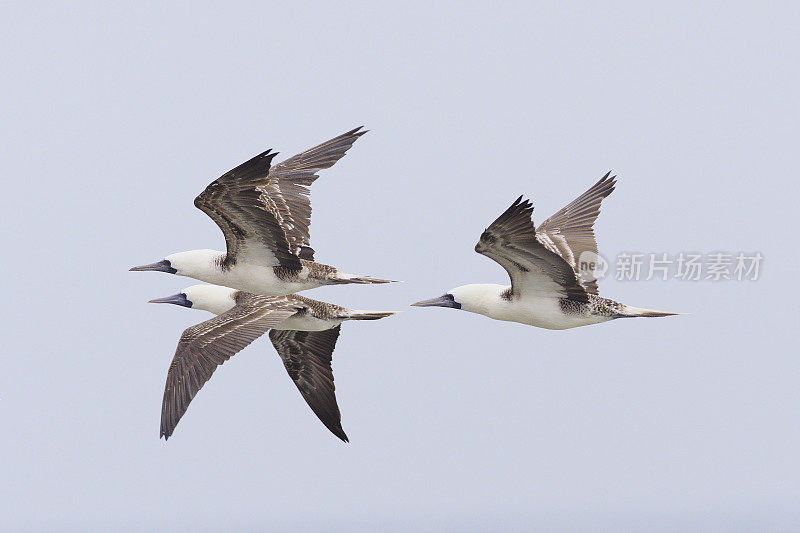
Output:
617,305,681,318
328,272,398,285
347,310,396,320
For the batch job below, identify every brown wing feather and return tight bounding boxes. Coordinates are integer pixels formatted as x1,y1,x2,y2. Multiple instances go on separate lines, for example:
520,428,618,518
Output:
536,173,616,294
194,127,366,267
194,150,301,270
160,294,300,440
475,196,589,302
268,326,347,442
258,127,367,260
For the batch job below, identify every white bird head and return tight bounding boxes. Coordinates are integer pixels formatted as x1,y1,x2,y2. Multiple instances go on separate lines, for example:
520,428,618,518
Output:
411,284,507,316
130,249,221,278
148,284,238,315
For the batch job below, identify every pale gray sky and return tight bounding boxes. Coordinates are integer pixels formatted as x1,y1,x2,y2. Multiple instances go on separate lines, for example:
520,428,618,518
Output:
2,2,799,531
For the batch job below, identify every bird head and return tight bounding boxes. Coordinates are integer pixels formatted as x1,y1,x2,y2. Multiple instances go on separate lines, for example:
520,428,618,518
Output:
411,284,509,316
148,284,238,315
130,249,221,278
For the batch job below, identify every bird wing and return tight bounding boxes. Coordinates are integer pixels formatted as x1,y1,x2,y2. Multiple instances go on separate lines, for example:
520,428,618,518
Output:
160,294,300,440
475,196,589,302
258,126,367,261
194,150,302,270
535,173,616,294
194,127,366,268
268,326,348,442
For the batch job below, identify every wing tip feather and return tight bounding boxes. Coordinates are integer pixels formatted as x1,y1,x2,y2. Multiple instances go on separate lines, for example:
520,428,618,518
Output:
347,125,368,137
333,426,350,443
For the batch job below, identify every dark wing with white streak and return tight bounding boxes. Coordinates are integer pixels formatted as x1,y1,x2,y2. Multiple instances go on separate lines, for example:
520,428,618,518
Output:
194,150,302,270
193,127,366,268
160,294,301,440
260,127,367,261
268,326,348,442
536,173,616,294
475,197,589,302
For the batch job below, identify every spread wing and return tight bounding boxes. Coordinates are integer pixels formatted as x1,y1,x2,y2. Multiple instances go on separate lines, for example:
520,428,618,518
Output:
475,196,589,302
259,127,367,261
160,294,300,440
194,150,302,270
268,326,347,442
536,173,616,294
194,127,366,268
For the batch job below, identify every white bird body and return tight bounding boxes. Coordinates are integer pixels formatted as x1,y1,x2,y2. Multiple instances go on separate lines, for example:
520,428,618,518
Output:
149,283,395,441
131,128,395,295
449,284,614,330
412,174,678,329
165,249,326,296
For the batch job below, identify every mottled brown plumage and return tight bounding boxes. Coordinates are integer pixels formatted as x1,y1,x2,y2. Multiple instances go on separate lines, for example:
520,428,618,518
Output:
269,327,346,442
475,173,617,303
414,173,676,329
194,127,367,270
159,291,393,441
160,294,300,440
131,127,395,294
476,196,590,303
536,173,616,293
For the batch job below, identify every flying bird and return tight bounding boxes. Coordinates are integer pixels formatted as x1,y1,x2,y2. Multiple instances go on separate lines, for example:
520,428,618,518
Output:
149,284,395,441
130,127,395,295
412,173,678,329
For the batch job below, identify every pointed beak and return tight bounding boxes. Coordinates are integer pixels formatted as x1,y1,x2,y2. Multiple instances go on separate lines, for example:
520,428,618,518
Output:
411,294,461,309
148,293,192,308
129,259,176,274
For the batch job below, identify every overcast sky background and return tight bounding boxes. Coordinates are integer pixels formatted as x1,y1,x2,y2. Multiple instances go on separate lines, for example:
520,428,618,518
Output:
2,2,799,531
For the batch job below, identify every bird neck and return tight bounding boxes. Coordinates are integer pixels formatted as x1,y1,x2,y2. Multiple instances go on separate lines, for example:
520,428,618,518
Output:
451,284,510,318
166,249,225,278
173,283,238,315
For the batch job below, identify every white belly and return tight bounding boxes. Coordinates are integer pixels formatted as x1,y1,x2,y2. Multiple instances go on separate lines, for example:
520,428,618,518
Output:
195,263,323,296
492,297,611,330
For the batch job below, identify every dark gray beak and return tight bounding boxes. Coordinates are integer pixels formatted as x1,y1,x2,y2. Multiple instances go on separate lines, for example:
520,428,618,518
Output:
411,293,461,309
129,259,176,274
148,293,192,308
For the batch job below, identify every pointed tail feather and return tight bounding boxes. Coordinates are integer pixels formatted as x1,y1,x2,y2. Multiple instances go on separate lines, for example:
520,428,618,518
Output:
617,305,681,318
328,273,398,285
346,275,397,284
348,310,396,320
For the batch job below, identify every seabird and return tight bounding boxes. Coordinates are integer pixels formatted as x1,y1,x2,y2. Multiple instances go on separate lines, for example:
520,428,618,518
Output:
130,127,395,295
149,284,395,441
412,173,678,329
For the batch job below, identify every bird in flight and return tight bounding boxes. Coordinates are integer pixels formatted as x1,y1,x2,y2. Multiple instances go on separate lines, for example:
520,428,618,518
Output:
130,127,395,295
412,174,678,329
149,284,395,442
